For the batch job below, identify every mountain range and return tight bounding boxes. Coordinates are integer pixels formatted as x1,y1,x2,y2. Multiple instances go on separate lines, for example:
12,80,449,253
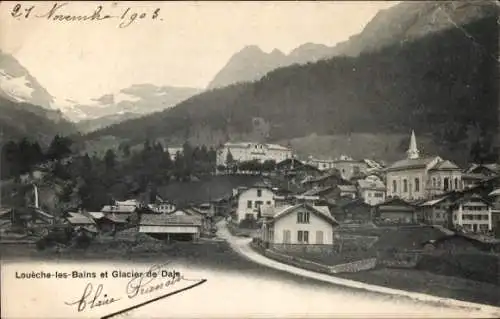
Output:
0,50,201,128
207,1,497,89
84,1,499,165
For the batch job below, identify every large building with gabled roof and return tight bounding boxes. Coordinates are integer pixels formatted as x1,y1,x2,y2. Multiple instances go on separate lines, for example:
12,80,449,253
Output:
386,130,463,201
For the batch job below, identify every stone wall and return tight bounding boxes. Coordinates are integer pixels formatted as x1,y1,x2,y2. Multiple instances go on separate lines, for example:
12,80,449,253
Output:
272,243,334,254
329,258,377,273
251,242,377,274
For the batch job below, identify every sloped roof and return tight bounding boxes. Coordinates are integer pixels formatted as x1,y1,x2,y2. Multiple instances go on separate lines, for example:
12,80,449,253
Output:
0,208,12,218
420,196,451,207
104,214,129,223
387,156,440,171
452,193,492,206
429,160,460,171
272,203,338,226
465,163,500,174
101,205,136,213
357,179,385,190
488,188,500,197
338,184,357,192
66,212,95,225
115,199,139,206
339,198,371,208
140,214,202,226
88,212,105,219
300,186,333,197
363,159,384,169
375,197,415,207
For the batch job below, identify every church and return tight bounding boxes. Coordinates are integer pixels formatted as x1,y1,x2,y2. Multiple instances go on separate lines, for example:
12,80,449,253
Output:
385,131,463,201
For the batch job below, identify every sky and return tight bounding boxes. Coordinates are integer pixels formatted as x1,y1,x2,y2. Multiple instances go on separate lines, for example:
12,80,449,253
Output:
0,1,398,104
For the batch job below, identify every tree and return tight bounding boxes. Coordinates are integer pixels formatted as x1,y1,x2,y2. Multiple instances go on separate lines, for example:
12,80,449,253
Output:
1,141,19,179
46,135,73,161
104,149,116,171
262,160,276,172
120,143,131,158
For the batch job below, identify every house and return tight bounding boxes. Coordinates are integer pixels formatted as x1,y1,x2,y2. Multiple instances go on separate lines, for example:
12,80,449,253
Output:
260,203,339,253
450,194,492,233
463,163,500,189
373,198,417,224
336,184,357,199
2,207,55,233
357,175,386,206
301,171,348,190
386,130,463,201
63,212,98,234
165,147,183,161
175,207,212,234
422,233,500,253
89,212,129,233
488,188,500,235
211,196,232,217
216,142,293,167
333,199,372,223
138,214,202,241
329,155,369,180
148,201,176,214
418,196,453,226
307,157,336,171
235,184,276,223
295,187,333,205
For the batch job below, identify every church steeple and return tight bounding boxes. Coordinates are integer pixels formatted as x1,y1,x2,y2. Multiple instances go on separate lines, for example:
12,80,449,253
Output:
407,130,420,159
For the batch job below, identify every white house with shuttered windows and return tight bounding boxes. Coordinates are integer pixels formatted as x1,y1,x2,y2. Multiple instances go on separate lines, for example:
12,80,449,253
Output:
261,203,338,246
235,186,276,222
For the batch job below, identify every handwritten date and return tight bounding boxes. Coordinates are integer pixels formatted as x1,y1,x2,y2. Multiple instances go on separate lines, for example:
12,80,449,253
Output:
10,3,161,28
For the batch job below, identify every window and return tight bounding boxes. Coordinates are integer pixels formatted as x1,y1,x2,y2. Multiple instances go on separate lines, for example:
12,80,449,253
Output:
255,200,263,208
297,211,310,224
298,230,309,243
393,180,397,193
315,231,324,244
257,189,262,197
266,201,271,205
415,178,420,192
444,177,449,191
247,200,252,209
436,213,440,218
283,230,291,243
403,179,408,193
374,192,383,198
454,178,459,190
432,177,436,188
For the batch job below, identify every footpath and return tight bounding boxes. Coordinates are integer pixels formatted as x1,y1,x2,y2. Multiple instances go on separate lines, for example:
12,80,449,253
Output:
216,221,500,317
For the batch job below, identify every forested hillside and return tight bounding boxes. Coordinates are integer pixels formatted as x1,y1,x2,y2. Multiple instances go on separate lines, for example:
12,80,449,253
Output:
0,96,77,145
86,16,498,164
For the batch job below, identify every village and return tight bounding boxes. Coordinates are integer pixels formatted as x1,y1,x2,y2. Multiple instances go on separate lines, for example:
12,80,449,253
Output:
1,130,500,297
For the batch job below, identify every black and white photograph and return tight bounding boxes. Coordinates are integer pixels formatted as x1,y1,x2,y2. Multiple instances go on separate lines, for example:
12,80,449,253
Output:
0,1,499,318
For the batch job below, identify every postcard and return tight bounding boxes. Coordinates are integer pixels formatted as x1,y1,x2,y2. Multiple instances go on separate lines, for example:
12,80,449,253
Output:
1,1,499,318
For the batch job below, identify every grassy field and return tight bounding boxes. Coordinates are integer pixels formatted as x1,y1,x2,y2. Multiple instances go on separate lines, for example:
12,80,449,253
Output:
336,268,500,307
158,174,262,205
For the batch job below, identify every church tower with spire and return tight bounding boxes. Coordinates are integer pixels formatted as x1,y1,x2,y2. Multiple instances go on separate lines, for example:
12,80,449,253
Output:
407,130,420,159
